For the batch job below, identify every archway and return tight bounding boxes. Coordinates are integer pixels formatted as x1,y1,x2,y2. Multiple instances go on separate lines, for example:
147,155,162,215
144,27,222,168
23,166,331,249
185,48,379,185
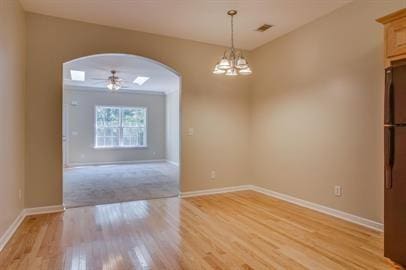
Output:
62,53,181,207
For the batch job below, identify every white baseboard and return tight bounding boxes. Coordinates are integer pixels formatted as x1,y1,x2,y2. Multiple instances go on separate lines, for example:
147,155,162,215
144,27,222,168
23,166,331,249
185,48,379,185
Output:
0,204,65,252
166,160,179,167
180,185,383,231
179,185,251,198
24,204,65,216
250,186,383,232
0,211,25,252
67,159,166,167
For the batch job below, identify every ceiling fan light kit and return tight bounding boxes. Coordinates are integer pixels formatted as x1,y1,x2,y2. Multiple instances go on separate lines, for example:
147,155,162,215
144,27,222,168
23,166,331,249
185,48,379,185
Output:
106,70,122,91
213,10,252,76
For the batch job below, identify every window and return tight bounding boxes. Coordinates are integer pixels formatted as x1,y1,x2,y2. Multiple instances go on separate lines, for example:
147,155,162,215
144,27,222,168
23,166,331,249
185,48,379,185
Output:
95,106,147,148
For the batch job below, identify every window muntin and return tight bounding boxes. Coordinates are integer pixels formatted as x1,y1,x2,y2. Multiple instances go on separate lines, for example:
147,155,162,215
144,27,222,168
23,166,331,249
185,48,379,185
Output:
95,106,147,148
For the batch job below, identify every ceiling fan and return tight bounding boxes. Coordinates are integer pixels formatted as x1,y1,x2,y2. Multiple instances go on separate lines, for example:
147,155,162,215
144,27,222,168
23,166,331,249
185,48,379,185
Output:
106,70,122,91
89,70,130,91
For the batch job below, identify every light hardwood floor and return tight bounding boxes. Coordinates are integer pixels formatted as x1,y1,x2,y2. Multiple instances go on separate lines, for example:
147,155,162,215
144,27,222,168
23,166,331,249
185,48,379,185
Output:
0,191,401,269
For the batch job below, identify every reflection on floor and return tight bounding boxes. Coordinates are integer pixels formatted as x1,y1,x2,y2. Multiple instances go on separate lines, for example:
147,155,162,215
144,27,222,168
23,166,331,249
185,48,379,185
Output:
63,162,179,208
0,191,395,269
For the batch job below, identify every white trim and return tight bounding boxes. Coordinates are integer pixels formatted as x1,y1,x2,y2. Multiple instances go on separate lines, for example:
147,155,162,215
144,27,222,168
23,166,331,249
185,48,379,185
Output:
250,186,383,232
179,185,383,231
165,89,179,95
0,205,65,252
179,185,251,198
24,205,65,216
64,86,167,95
93,146,148,150
166,160,179,167
63,103,70,167
0,210,25,252
63,53,181,76
66,159,167,167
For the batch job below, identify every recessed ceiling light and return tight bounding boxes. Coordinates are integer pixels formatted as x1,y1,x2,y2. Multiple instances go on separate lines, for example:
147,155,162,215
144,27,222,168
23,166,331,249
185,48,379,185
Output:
133,76,150,86
70,70,85,81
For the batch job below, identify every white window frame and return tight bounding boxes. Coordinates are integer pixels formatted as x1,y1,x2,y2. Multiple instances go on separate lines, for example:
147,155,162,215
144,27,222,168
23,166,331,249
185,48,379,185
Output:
94,105,148,149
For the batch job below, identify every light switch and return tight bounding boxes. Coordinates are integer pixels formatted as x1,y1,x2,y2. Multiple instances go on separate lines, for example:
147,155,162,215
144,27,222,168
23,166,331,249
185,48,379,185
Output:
188,128,194,136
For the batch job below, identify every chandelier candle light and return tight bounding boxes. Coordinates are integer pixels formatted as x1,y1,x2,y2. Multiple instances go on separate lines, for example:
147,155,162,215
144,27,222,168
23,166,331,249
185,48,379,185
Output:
213,10,252,76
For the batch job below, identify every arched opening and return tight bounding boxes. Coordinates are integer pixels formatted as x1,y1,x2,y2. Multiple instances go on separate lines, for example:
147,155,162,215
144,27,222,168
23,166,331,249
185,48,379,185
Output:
62,53,181,208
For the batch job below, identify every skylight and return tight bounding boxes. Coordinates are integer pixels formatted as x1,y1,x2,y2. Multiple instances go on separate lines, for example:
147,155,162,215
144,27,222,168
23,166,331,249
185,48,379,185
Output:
70,70,85,81
133,76,150,86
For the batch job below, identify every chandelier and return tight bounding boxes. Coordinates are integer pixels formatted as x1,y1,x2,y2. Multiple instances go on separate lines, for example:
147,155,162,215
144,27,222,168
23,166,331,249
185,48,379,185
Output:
213,10,252,76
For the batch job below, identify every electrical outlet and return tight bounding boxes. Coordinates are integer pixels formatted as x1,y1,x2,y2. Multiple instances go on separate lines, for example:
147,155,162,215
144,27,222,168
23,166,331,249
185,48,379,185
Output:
334,185,342,197
210,170,216,180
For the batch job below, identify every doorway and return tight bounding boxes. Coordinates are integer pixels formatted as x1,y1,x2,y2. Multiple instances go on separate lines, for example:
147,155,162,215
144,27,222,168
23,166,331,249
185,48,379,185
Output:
62,53,180,208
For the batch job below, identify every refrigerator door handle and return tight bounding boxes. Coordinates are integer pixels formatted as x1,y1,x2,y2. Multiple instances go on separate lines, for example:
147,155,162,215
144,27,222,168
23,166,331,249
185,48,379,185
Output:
385,167,393,189
385,126,394,189
385,68,394,124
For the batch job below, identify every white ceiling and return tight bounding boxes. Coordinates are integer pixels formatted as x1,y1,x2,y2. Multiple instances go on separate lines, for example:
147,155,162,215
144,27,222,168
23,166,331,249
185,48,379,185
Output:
63,54,180,93
20,0,351,50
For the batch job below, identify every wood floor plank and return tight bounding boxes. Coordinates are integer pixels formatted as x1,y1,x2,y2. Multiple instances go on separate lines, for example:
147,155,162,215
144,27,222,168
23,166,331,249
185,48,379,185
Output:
0,191,402,269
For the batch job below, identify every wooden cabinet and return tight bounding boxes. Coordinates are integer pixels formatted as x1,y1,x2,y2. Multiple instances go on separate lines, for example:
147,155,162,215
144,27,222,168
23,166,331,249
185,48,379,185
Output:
377,9,406,67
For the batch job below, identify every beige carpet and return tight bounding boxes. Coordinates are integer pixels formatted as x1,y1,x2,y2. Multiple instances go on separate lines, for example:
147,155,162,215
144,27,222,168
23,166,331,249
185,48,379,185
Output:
63,162,179,208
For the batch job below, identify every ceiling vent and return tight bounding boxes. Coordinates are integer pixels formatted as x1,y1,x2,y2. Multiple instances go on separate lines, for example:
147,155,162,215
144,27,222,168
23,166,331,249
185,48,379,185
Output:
256,24,273,32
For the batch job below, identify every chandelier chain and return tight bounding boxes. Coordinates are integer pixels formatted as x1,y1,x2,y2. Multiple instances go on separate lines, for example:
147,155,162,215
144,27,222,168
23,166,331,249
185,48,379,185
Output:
212,10,252,76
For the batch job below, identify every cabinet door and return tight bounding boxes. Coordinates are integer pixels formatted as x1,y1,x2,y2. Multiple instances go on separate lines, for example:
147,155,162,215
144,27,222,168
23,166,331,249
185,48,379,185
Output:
386,16,406,58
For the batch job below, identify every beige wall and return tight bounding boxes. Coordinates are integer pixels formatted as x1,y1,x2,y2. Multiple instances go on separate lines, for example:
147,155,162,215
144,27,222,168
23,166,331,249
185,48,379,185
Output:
64,88,166,165
22,1,404,223
166,90,180,165
0,0,26,237
25,13,251,207
250,0,404,223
